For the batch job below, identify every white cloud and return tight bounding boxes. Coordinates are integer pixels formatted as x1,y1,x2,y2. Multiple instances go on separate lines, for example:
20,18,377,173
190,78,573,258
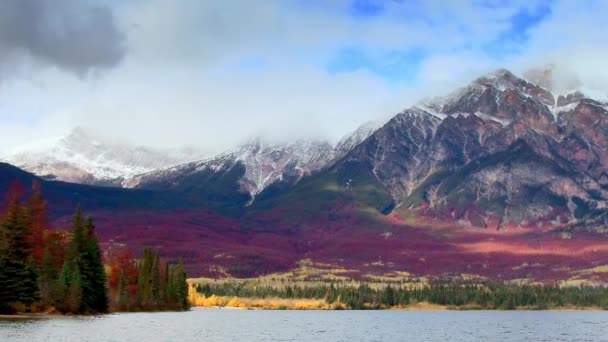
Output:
0,0,607,154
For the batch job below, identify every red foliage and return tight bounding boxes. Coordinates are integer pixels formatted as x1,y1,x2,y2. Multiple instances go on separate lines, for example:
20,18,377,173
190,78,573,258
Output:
6,179,24,203
43,230,68,271
107,249,140,296
27,181,49,266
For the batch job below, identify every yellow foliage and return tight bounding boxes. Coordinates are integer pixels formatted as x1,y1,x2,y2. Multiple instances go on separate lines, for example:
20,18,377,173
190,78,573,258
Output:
226,297,243,308
188,285,206,306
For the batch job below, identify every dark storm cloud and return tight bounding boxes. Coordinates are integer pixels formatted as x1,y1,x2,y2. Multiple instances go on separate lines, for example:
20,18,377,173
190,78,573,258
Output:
0,0,125,75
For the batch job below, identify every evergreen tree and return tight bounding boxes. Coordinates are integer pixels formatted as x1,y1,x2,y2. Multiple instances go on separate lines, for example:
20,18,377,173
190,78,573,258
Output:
60,208,108,313
150,250,161,306
172,259,190,310
117,271,130,311
0,197,38,309
137,248,154,308
81,217,108,313
382,286,396,307
61,262,82,314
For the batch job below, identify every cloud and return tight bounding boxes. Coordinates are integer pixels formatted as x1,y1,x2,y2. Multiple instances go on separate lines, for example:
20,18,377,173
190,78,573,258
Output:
0,0,607,154
55,62,415,151
0,0,125,77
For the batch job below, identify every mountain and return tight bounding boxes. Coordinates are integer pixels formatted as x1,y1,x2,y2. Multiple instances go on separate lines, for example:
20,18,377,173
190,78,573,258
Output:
125,138,334,206
2,66,608,281
126,122,382,205
1,127,208,187
257,67,608,229
11,67,607,229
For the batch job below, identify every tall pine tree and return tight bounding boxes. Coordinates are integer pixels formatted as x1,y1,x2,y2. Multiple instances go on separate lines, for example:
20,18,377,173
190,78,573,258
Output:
81,217,108,313
60,208,108,313
0,196,39,311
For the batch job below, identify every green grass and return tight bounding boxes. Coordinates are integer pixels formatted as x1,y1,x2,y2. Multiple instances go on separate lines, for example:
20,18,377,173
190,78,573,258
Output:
251,161,394,219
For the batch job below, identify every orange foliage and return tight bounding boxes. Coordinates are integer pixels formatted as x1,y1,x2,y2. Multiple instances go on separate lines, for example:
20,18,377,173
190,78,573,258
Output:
107,249,140,296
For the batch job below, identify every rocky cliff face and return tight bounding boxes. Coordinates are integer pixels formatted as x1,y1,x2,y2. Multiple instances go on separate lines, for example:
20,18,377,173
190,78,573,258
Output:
127,123,380,202
327,69,608,228
126,138,336,206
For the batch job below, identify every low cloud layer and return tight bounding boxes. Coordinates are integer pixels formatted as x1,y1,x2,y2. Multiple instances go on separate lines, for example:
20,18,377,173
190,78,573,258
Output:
0,0,607,154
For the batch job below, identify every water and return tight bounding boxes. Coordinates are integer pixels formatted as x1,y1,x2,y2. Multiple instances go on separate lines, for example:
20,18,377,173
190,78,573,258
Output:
1,309,608,342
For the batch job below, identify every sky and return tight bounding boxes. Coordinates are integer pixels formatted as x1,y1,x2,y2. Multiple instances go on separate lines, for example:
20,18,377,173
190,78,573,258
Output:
0,0,607,153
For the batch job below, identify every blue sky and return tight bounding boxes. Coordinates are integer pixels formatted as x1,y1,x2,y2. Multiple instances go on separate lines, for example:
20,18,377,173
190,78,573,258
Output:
0,0,607,151
325,0,555,83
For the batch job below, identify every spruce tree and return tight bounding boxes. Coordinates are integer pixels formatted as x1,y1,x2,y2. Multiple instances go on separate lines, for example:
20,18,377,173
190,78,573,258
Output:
60,208,108,313
118,271,129,311
0,197,39,309
150,250,161,307
173,259,190,311
81,217,108,313
59,208,84,312
137,248,154,308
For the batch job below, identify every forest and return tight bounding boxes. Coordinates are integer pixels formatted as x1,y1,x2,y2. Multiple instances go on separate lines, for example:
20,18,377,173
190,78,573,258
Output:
0,180,189,314
192,279,608,310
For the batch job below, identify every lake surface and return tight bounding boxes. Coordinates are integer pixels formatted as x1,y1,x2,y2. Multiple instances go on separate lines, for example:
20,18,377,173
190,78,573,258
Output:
1,309,608,342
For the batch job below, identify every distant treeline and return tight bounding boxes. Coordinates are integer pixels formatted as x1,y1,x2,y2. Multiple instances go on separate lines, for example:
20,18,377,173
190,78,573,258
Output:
195,281,608,310
0,180,189,314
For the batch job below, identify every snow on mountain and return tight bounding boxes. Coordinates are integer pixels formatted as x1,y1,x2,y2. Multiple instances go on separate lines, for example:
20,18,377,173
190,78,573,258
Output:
1,127,208,186
324,66,608,227
127,137,334,198
235,138,333,195
127,118,386,199
333,121,382,162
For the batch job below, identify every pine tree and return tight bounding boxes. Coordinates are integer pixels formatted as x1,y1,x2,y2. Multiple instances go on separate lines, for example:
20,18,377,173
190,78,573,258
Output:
150,250,161,307
81,217,108,313
61,262,82,314
59,208,84,312
118,271,129,311
137,248,154,308
59,208,108,313
382,286,396,307
172,259,190,311
0,196,39,309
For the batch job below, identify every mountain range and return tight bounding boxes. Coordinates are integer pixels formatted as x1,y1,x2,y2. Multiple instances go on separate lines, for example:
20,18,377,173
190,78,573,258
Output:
2,66,608,282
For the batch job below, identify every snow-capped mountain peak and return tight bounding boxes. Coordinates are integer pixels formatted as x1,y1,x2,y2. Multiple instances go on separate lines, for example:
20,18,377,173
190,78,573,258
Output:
2,127,209,186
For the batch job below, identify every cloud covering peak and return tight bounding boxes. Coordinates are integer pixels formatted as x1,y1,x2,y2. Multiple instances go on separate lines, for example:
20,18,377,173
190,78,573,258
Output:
0,0,608,154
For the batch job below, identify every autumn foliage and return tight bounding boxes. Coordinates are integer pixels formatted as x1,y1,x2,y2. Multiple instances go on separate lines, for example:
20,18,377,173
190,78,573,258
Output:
0,179,189,314
107,248,190,311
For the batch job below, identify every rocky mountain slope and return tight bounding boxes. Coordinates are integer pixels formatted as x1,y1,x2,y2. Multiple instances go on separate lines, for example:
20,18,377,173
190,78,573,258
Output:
126,123,381,204
280,68,608,228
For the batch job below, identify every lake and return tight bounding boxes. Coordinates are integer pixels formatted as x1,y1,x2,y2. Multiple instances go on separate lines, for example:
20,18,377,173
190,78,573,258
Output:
1,309,608,341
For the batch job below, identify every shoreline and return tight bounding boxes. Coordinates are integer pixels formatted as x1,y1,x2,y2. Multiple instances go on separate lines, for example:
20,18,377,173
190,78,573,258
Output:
190,303,608,312
1,305,605,319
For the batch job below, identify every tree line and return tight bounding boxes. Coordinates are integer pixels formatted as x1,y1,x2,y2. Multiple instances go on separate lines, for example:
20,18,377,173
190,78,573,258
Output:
107,248,189,311
195,280,608,310
0,180,189,314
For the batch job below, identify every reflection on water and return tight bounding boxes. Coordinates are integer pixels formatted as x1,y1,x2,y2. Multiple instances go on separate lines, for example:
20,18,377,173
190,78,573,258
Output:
1,309,608,342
